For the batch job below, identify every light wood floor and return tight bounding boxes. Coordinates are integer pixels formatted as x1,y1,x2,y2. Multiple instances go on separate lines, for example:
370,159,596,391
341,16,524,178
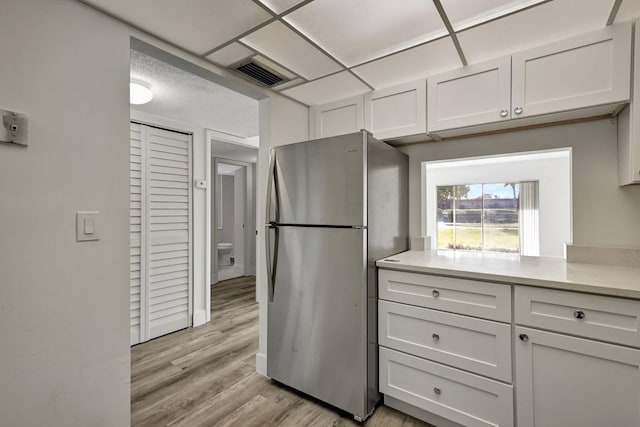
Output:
131,276,433,427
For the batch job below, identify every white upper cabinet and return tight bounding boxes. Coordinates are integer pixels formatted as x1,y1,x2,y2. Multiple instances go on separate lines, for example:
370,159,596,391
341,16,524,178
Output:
618,18,640,186
310,95,364,139
364,80,426,140
427,56,511,132
427,22,631,136
512,23,631,119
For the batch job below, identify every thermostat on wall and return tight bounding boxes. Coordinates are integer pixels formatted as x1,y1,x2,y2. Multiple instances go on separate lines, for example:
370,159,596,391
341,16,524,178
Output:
1,109,28,146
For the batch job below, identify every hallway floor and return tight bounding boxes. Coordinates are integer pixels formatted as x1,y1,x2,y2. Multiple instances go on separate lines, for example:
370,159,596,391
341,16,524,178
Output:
131,276,431,426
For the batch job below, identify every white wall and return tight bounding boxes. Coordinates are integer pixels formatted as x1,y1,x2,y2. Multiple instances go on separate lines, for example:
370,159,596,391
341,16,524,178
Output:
0,0,310,422
233,167,246,270
402,119,640,250
220,174,235,246
0,1,130,425
424,151,571,257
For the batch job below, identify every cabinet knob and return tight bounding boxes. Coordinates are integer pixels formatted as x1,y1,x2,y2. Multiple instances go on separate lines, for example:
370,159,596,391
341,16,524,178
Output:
514,107,523,115
432,290,440,298
500,109,508,117
574,310,586,319
433,387,441,395
432,333,440,341
519,333,529,342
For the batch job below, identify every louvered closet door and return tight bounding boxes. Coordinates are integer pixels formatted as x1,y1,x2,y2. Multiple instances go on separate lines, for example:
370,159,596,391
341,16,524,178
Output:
129,123,192,345
130,123,145,345
146,126,192,340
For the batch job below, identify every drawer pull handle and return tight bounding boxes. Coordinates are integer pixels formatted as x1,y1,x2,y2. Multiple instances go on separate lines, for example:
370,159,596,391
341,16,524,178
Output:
432,290,440,298
433,387,441,395
514,106,523,115
519,333,529,342
574,310,586,319
432,333,440,341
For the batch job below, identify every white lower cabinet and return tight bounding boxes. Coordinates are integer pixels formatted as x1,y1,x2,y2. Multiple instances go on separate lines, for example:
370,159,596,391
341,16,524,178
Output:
515,326,640,427
380,347,513,427
379,268,640,427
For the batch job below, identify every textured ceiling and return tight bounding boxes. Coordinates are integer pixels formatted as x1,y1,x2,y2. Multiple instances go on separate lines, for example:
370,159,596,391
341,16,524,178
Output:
130,50,259,138
84,0,630,107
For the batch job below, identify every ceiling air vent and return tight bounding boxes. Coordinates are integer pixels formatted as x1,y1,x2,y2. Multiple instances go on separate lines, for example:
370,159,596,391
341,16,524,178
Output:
232,60,288,88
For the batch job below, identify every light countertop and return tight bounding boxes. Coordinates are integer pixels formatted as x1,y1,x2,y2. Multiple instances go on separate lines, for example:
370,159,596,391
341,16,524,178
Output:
376,250,640,299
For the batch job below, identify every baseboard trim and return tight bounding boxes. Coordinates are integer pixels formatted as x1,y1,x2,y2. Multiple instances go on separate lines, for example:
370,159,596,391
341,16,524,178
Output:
193,309,207,327
256,352,267,376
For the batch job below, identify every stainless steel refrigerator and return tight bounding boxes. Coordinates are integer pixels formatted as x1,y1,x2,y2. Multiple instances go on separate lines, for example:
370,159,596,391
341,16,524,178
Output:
265,130,408,421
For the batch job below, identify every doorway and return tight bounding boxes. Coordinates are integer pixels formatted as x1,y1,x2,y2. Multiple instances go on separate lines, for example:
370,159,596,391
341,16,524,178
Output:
209,136,258,285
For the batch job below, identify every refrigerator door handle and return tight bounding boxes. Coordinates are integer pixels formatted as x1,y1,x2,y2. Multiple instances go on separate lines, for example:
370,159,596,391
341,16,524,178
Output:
265,149,278,302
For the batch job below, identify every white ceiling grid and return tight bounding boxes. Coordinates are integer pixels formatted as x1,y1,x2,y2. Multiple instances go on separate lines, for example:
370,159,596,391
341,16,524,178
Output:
83,0,628,106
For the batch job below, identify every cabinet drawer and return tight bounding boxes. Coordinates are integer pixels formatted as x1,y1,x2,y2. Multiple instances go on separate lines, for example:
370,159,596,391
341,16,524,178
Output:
379,269,511,322
380,347,514,427
515,286,640,347
379,300,512,382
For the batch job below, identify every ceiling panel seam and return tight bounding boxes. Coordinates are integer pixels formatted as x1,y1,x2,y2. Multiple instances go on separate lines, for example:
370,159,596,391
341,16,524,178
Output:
346,34,451,70
276,19,375,90
451,0,554,34
201,17,277,58
607,0,623,25
432,0,467,66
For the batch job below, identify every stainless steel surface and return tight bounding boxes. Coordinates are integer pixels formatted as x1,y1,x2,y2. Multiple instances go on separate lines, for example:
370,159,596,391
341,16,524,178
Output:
432,333,440,341
500,109,508,117
265,149,277,302
432,289,440,297
364,132,409,412
514,106,523,115
433,387,441,395
266,131,409,421
519,333,529,342
267,226,367,417
271,133,365,226
574,310,586,319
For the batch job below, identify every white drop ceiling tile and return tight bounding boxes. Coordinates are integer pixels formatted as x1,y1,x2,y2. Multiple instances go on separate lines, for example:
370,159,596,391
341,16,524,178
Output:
253,56,297,79
458,0,617,64
352,37,462,89
281,71,370,105
83,0,272,54
206,43,254,66
241,21,342,80
440,0,547,31
615,0,640,22
273,78,305,91
258,0,306,14
285,0,447,67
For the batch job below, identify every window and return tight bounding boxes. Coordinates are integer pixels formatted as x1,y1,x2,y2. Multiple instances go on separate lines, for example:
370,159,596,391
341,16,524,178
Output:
437,182,527,253
423,149,570,257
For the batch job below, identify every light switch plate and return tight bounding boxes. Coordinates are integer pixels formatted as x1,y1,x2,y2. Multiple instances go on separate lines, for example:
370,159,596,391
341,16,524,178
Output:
1,109,28,146
76,211,100,242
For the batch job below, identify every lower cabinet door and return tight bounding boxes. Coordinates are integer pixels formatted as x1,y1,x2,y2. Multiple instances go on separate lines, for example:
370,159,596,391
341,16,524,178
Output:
515,327,640,427
380,347,514,427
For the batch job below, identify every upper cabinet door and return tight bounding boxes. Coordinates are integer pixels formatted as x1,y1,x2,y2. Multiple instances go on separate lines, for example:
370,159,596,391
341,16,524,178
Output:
512,23,631,119
364,80,426,140
310,95,365,139
427,57,511,133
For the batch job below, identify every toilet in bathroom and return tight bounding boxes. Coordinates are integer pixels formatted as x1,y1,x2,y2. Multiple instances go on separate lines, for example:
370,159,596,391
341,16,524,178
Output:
218,242,233,266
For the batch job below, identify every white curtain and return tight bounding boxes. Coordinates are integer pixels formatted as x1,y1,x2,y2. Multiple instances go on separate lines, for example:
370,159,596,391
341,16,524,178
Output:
519,181,539,256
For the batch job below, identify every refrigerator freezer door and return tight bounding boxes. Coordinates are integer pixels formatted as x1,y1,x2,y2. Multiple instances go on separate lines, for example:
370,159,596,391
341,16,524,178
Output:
267,226,368,418
272,132,366,226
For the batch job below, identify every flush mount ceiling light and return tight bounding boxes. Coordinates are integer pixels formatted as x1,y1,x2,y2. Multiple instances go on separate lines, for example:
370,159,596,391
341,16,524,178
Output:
130,81,153,105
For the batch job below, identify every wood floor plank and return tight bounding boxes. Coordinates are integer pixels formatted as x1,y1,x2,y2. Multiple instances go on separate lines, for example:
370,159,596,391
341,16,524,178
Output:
131,276,433,426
